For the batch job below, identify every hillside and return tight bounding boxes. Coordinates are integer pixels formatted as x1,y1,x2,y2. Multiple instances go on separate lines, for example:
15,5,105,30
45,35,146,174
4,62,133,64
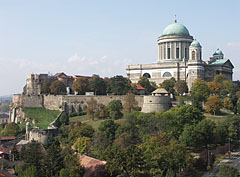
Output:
23,108,60,129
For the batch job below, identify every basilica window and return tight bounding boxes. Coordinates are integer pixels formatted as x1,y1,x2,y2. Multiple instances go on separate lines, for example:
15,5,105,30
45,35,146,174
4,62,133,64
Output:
185,48,188,59
192,51,195,60
168,48,171,59
163,72,172,77
143,73,151,78
176,48,179,59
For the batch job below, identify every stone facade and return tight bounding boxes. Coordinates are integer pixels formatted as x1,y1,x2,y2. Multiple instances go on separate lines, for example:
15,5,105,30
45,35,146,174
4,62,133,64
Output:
126,19,234,90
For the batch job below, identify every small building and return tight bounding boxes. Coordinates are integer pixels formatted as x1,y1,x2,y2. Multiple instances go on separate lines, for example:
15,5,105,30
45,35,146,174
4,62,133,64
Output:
135,84,145,95
0,114,9,124
142,88,171,113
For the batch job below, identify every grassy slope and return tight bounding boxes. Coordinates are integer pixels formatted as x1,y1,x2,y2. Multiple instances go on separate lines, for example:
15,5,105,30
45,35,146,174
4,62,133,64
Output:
205,110,234,125
69,115,125,130
23,108,60,129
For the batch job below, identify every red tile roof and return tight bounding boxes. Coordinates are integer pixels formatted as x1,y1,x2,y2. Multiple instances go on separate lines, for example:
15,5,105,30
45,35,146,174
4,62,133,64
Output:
0,172,9,177
0,137,15,141
79,155,106,168
135,84,145,90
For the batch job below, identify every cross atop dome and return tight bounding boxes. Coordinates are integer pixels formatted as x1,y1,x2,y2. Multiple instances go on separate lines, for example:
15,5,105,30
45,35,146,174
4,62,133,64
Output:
174,15,177,23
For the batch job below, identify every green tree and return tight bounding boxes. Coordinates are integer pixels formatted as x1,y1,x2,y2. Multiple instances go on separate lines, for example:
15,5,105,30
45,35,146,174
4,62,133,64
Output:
86,98,98,120
50,80,66,95
73,136,91,154
44,141,64,177
138,77,156,95
20,141,44,174
160,77,176,96
99,119,119,141
41,79,51,94
205,95,223,115
174,80,188,96
90,74,106,95
122,93,138,114
195,119,216,147
162,105,204,139
107,100,123,120
68,124,94,144
218,164,240,177
107,75,131,95
191,78,210,110
72,77,89,95
23,165,38,177
104,144,144,177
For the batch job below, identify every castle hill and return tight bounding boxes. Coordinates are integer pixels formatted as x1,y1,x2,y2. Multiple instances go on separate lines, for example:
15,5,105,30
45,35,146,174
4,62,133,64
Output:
1,1,240,177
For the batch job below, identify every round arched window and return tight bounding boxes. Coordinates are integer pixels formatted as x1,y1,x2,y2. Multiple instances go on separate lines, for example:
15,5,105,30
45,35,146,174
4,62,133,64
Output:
143,73,151,78
162,72,172,77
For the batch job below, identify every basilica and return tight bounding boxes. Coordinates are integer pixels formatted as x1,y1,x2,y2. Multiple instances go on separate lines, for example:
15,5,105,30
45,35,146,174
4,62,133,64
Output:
126,18,234,89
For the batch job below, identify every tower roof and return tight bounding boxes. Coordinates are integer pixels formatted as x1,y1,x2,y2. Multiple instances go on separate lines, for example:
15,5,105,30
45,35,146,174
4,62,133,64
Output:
190,40,201,47
162,21,190,36
213,48,223,56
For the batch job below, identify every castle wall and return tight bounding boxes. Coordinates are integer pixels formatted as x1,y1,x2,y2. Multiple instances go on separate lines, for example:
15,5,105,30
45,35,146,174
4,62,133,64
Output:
21,95,43,108
43,95,63,110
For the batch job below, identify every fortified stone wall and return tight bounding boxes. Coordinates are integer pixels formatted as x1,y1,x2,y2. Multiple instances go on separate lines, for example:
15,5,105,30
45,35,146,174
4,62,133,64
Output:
21,95,43,108
142,96,171,113
43,95,63,110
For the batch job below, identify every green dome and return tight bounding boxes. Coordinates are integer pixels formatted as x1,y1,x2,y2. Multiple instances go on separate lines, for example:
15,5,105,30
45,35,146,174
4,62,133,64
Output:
213,48,223,55
190,40,201,47
162,22,190,36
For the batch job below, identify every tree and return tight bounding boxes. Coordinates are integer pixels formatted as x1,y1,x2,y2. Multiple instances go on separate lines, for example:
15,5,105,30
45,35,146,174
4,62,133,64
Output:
89,74,107,95
107,75,131,95
160,77,176,96
86,98,98,120
44,141,64,177
138,77,156,94
20,141,44,174
162,105,204,139
223,97,233,111
99,119,119,141
0,123,20,137
73,137,91,154
68,124,94,144
208,81,221,95
41,79,52,94
122,93,138,114
191,78,210,110
104,144,144,177
195,119,216,148
72,77,89,95
107,100,123,120
205,96,223,115
218,164,240,177
50,80,66,95
174,80,188,96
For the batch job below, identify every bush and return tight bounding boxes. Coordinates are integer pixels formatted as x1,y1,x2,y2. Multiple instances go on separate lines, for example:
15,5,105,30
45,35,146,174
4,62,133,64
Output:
218,164,240,177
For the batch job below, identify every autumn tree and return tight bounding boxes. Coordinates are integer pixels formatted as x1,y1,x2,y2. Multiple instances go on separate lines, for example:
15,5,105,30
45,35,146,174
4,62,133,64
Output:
50,80,66,95
107,75,131,95
90,74,107,95
138,77,156,95
123,93,138,114
205,95,223,115
73,137,91,154
174,80,188,96
223,97,233,111
72,77,90,95
191,78,210,110
208,81,221,95
86,98,98,120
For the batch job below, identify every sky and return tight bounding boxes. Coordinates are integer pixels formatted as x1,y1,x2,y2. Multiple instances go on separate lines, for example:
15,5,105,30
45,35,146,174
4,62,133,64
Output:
0,0,240,96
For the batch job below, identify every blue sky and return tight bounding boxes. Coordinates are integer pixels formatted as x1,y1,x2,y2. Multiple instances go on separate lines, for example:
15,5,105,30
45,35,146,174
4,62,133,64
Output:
0,0,240,95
